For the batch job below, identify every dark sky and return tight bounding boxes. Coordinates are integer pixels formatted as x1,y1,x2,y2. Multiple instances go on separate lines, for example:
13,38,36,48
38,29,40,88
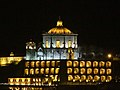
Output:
0,0,120,56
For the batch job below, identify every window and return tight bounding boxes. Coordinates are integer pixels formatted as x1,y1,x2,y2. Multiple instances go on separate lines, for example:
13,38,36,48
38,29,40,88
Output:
86,61,91,67
35,68,39,74
94,75,100,81
87,68,92,74
25,69,29,75
45,68,49,74
74,68,79,74
101,76,106,82
67,68,72,74
31,61,35,67
100,68,105,74
80,68,85,74
99,61,105,67
55,68,59,74
46,40,49,48
56,40,60,48
73,61,79,67
68,75,73,81
106,61,111,67
30,69,34,75
67,61,72,67
80,61,85,67
106,69,111,74
25,62,29,67
93,68,98,74
68,40,72,47
93,61,98,67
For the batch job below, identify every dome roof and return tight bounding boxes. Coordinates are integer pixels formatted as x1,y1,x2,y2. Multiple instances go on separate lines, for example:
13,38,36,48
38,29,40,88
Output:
48,19,72,34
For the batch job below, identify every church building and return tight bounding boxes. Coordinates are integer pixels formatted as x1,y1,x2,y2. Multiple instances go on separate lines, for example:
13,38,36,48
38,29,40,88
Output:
26,18,79,60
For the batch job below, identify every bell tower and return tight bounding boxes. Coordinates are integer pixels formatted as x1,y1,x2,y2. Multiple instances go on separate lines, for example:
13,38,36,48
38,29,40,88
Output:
26,39,37,60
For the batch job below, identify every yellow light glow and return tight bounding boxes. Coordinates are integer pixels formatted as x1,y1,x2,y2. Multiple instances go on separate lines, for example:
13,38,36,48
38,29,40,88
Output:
24,69,29,75
40,68,44,74
81,75,86,81
48,19,72,34
100,68,105,74
101,76,106,82
45,68,49,74
87,75,93,81
67,68,72,74
68,75,73,81
41,61,45,67
107,54,112,58
86,61,91,67
30,68,34,75
87,68,92,74
73,61,79,67
80,68,86,74
93,68,99,74
10,52,14,56
80,61,85,67
99,61,105,67
46,61,50,67
51,61,55,67
93,61,98,67
106,76,112,82
106,61,111,67
25,62,29,67
106,69,112,74
74,68,79,74
56,40,60,48
74,75,80,81
67,61,72,67
56,61,60,67
36,61,40,67
94,75,100,81
35,68,39,74
50,68,54,74
31,61,35,67
46,40,49,48
55,68,59,74
68,40,72,48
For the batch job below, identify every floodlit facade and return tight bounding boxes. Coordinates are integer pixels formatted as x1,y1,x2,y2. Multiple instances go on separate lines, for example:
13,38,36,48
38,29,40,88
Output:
26,19,79,60
0,18,114,90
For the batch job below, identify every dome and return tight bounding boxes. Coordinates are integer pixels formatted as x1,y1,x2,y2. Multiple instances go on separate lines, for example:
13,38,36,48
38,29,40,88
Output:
48,19,72,34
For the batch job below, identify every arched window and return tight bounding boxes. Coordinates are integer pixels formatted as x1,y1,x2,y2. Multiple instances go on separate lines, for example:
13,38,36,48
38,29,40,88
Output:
68,75,73,81
80,68,86,74
100,68,105,74
80,61,85,67
99,61,105,67
94,75,100,82
30,69,34,75
68,40,72,48
106,61,111,67
67,68,72,74
87,68,92,74
24,69,29,75
106,69,111,74
86,61,91,67
93,68,98,74
93,61,98,67
56,40,60,48
46,40,49,48
74,68,79,74
73,61,79,67
67,61,72,67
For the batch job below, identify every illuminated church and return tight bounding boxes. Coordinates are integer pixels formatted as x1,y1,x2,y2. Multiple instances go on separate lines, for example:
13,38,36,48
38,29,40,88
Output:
26,18,79,60
0,18,114,90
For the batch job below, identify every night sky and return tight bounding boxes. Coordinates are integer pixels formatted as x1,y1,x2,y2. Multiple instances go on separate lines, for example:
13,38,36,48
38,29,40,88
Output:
0,0,120,56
